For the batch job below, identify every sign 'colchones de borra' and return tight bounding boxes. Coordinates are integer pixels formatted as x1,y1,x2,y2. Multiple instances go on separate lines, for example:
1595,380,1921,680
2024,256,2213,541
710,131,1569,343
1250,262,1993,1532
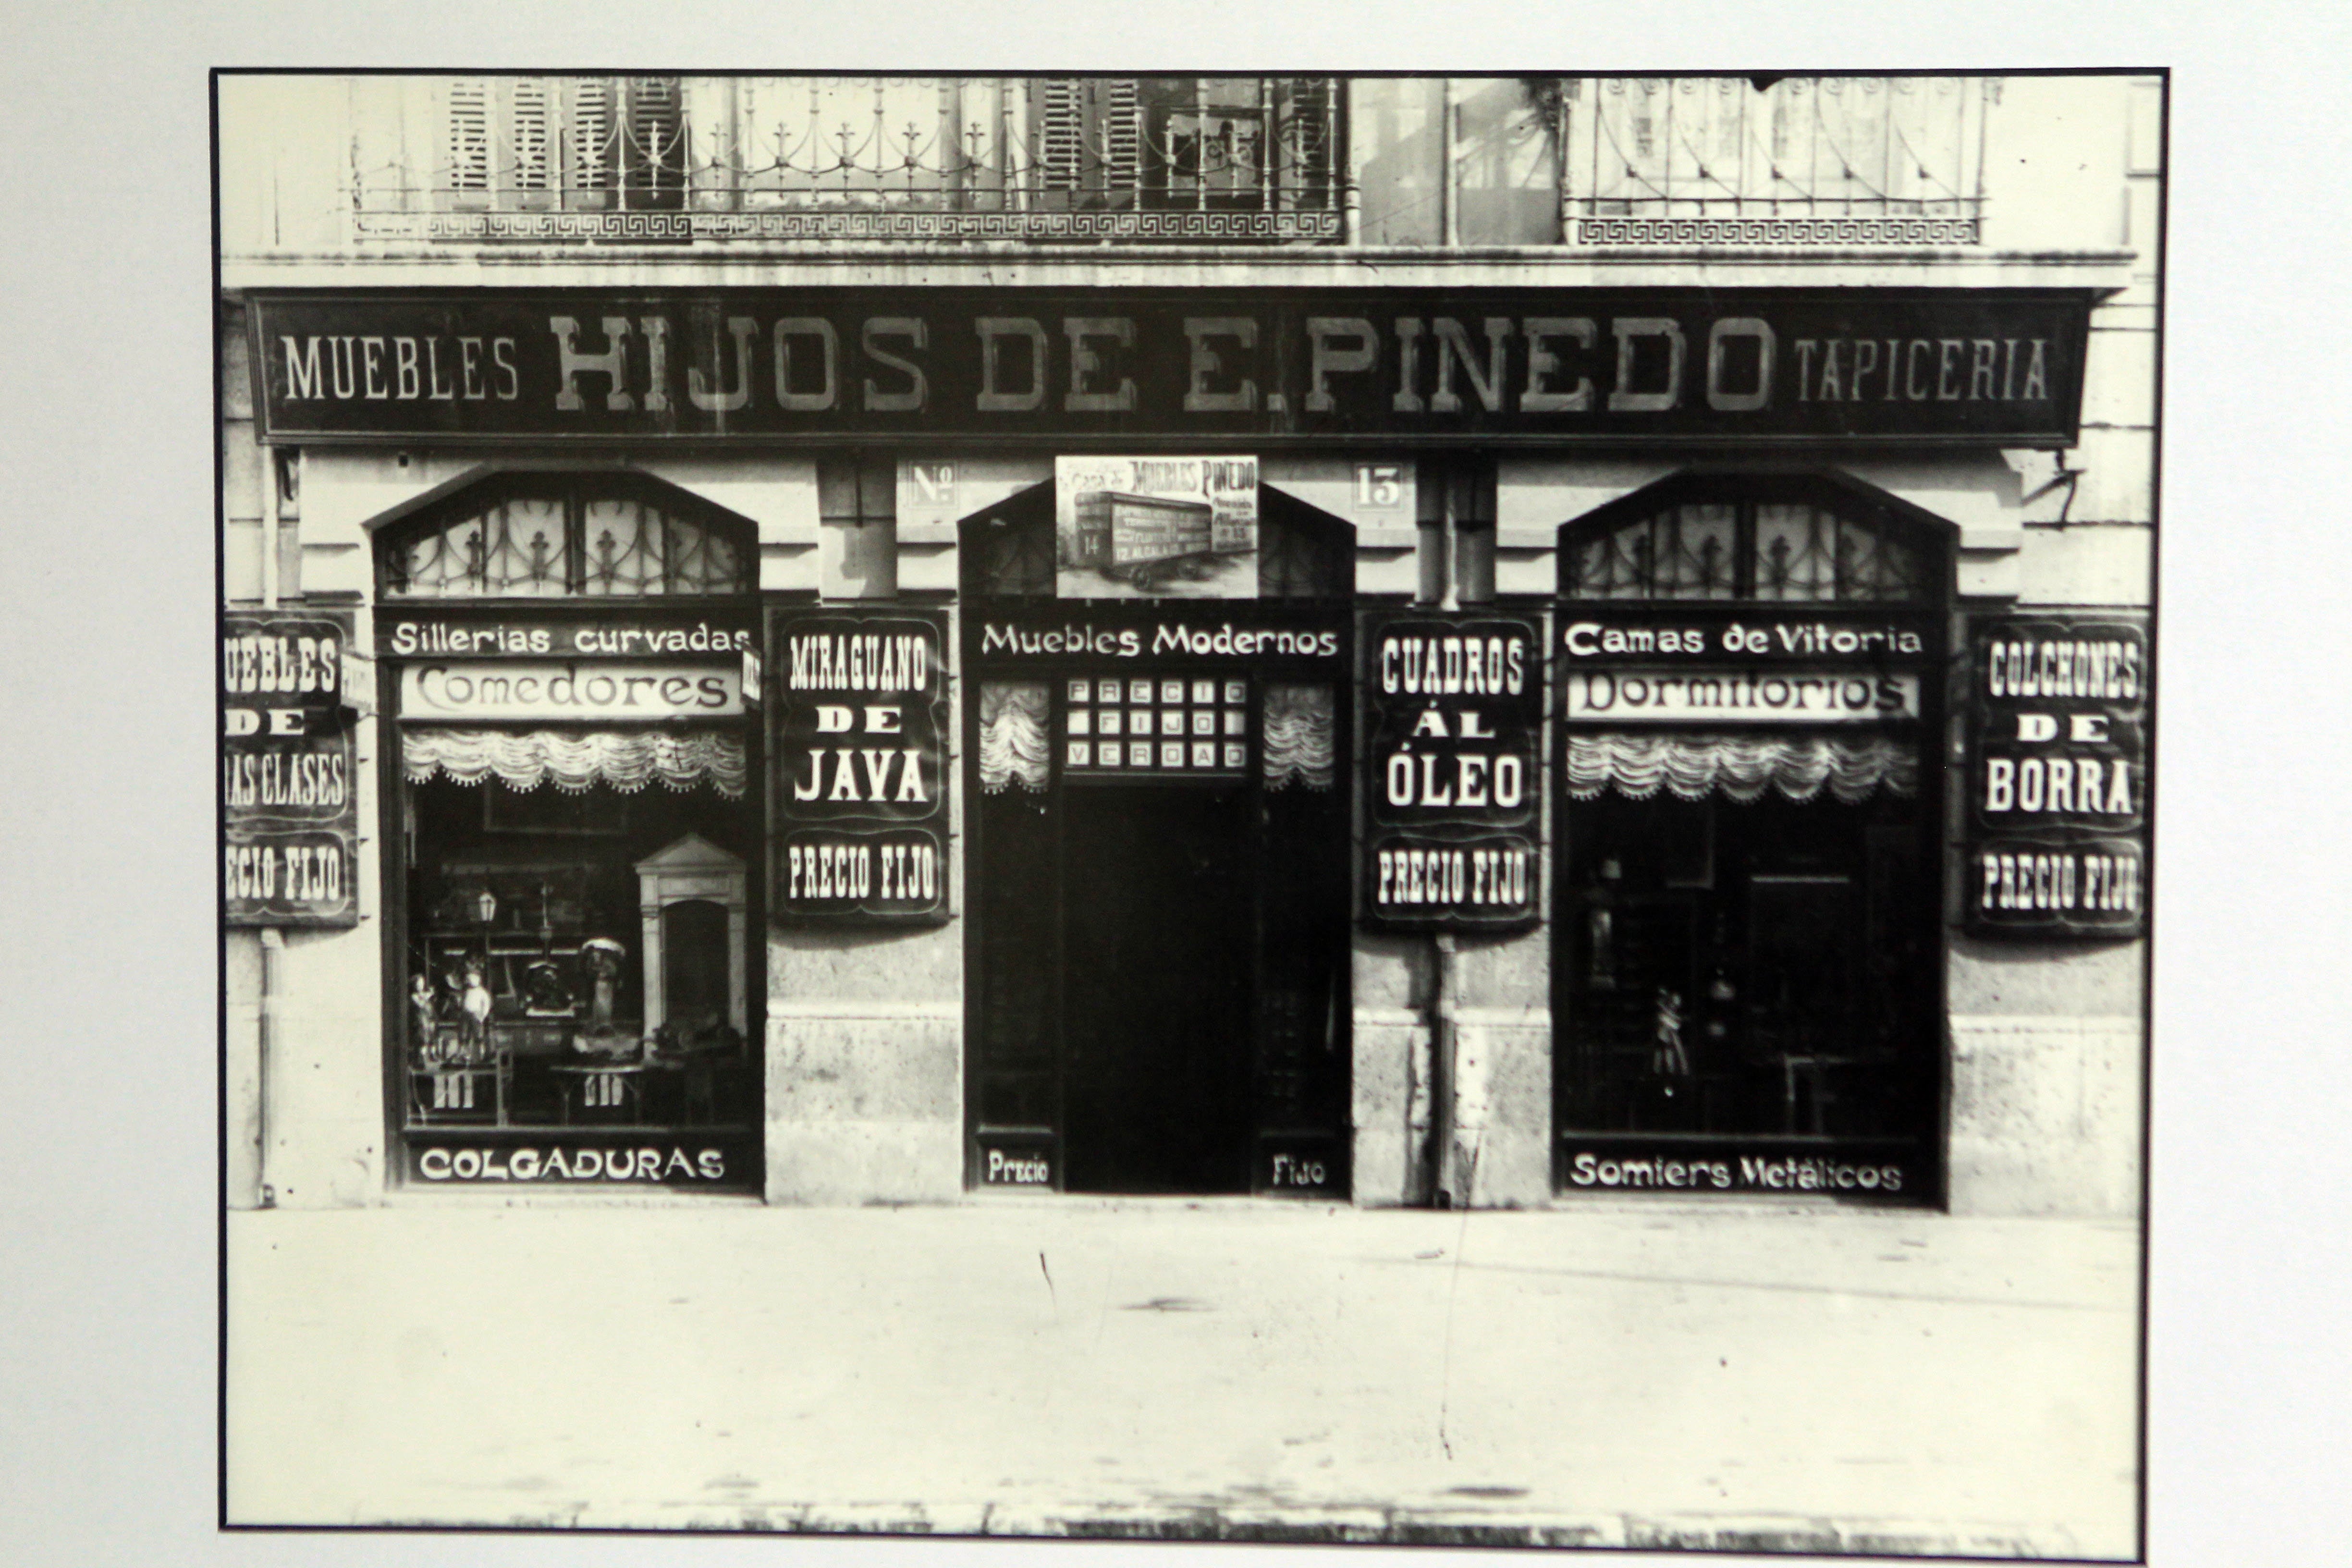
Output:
1963,612,2149,939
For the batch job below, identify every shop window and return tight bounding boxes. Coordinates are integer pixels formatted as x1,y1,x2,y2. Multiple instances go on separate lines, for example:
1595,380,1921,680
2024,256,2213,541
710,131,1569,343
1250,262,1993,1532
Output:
384,472,760,1189
383,476,752,599
1562,478,1927,603
1553,471,1950,1197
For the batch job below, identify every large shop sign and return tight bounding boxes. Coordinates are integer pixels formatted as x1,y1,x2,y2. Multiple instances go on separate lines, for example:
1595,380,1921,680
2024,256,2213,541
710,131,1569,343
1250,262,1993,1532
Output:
250,288,2093,448
1362,611,1544,932
222,608,360,927
1964,613,2149,939
769,606,950,924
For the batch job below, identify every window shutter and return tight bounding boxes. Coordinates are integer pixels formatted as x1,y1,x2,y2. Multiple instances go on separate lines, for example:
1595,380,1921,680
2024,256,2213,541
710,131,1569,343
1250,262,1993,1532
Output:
1098,79,1140,196
1275,78,1336,205
1040,78,1084,192
444,79,490,209
506,79,554,210
566,77,616,210
1039,78,1140,204
623,76,684,210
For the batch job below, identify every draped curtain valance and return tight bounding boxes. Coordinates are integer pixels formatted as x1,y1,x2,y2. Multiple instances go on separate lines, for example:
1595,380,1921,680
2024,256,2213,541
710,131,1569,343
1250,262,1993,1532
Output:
1261,684,1336,791
1566,732,1916,805
978,683,1052,793
403,728,746,797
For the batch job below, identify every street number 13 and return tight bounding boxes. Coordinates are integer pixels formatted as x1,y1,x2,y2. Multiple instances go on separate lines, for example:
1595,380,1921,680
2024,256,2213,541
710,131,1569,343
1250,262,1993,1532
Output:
1352,463,1406,510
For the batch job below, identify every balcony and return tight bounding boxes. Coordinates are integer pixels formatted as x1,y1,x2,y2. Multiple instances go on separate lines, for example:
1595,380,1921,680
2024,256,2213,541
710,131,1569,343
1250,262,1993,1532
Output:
344,76,1346,246
1555,76,1990,248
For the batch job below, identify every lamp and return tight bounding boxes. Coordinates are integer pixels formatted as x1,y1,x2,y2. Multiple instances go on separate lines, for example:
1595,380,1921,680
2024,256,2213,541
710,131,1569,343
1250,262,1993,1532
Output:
474,888,499,926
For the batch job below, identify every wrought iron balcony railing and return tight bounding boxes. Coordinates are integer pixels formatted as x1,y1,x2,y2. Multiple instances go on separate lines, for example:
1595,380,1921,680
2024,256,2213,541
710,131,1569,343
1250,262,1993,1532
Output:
1554,76,1991,247
347,76,1347,245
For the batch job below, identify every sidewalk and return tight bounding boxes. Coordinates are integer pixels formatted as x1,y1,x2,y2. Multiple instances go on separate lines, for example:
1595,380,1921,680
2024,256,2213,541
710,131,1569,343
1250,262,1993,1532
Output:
225,1200,2141,1558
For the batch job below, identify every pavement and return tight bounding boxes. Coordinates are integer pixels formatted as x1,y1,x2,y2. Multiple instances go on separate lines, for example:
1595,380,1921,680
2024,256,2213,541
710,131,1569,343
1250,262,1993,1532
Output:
224,1198,2142,1559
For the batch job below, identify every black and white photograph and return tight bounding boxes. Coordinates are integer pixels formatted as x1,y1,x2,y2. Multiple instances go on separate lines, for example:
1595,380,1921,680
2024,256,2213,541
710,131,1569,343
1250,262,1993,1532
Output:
206,64,2159,1556
15,8,2352,1566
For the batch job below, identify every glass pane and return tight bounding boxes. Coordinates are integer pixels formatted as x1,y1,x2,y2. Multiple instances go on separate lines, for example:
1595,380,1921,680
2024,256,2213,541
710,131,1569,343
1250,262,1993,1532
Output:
390,513,487,597
667,513,745,593
1753,502,1839,601
482,496,571,596
1652,504,1737,599
1571,506,1734,599
580,498,661,595
1833,516,1921,601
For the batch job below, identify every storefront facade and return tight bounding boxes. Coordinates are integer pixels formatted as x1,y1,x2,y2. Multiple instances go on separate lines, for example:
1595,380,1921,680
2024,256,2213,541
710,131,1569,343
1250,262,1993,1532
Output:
220,73,2158,1217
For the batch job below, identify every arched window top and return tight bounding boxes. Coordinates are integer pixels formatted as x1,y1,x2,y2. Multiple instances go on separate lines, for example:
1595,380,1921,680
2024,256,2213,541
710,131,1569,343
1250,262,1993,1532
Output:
381,474,754,600
1559,474,1944,605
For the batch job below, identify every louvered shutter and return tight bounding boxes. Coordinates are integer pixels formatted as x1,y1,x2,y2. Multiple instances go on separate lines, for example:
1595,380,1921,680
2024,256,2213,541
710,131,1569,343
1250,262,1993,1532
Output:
1096,79,1140,202
1039,78,1140,208
623,76,685,210
1040,78,1084,194
443,79,490,210
1275,78,1337,208
565,77,617,210
505,78,555,210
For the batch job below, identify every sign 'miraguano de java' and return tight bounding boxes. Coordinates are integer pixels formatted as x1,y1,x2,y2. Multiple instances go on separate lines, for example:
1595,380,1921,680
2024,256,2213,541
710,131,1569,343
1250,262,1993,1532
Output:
251,288,2093,448
769,607,950,925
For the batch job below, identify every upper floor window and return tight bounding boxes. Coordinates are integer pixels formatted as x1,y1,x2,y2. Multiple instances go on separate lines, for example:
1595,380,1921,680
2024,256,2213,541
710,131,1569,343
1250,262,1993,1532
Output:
1561,477,1938,604
382,476,754,600
1556,76,1991,246
350,76,1342,244
441,76,684,213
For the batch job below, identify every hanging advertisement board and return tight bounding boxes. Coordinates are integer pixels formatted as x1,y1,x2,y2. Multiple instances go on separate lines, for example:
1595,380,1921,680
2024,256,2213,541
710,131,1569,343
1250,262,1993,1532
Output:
1054,454,1260,600
1362,611,1544,932
222,608,360,927
1963,612,2150,938
768,606,950,923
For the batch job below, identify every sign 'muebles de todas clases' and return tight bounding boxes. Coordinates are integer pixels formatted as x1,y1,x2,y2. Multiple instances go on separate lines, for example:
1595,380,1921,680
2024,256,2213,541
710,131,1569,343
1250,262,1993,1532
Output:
1362,611,1544,932
769,607,950,925
250,288,2093,447
223,608,360,928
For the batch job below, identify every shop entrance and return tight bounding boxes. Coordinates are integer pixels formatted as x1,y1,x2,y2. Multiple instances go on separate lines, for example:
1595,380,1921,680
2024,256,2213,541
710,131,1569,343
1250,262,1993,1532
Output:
961,478,1354,1197
1062,787,1252,1192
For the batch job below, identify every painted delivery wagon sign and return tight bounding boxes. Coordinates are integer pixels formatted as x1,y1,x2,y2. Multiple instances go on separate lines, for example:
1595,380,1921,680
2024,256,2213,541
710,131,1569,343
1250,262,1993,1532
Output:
1054,454,1259,600
1362,612,1544,932
249,287,2093,447
1964,613,2150,938
222,609,360,928
768,607,950,924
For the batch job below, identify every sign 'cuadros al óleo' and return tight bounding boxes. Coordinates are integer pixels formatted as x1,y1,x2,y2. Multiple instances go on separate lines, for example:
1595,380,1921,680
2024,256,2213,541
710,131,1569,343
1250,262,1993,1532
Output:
1363,611,1544,932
